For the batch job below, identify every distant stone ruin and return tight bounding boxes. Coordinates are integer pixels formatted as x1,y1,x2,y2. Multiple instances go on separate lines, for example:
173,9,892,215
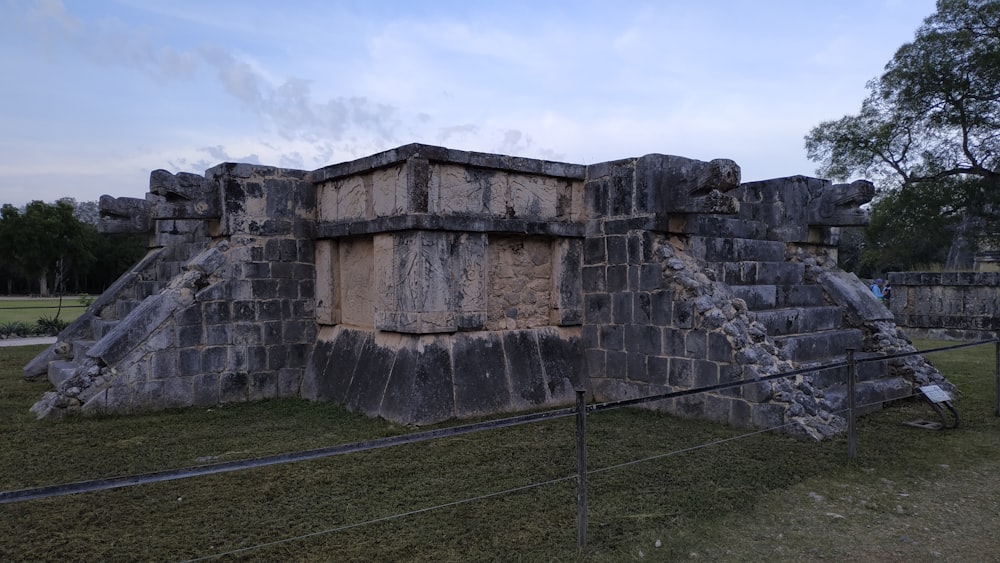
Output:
888,271,1000,341
24,144,950,439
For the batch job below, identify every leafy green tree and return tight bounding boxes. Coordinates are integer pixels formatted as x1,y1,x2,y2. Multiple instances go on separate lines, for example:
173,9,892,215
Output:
806,0,1000,269
84,232,148,293
836,227,868,277
0,199,147,296
6,201,94,296
863,182,957,272
0,205,27,294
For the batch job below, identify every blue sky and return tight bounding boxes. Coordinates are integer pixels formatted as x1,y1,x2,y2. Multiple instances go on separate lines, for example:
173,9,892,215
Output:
0,0,937,206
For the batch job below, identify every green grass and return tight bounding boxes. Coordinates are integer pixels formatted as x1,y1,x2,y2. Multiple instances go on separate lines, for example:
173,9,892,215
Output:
0,297,89,325
0,339,997,561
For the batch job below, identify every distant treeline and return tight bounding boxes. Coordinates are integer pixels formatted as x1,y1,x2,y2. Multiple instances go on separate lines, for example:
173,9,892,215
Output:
0,198,147,296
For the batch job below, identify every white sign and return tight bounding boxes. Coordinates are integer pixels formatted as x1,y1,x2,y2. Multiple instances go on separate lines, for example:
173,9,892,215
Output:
920,385,952,404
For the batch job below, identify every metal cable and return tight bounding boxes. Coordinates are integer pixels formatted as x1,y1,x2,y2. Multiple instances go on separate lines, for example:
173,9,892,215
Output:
587,419,802,476
3,340,985,504
1,338,988,562
184,384,952,559
0,406,575,504
182,413,802,561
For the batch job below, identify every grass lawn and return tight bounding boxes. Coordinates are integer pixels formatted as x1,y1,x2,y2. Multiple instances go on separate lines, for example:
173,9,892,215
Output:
0,338,997,561
0,297,89,325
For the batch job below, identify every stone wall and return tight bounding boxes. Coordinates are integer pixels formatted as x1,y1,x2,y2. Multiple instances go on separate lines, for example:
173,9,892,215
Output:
888,271,1000,340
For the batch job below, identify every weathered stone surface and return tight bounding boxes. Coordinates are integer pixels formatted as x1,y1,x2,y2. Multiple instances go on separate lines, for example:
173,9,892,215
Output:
773,330,864,363
487,236,551,330
192,373,220,407
98,195,152,234
537,327,583,398
374,231,487,334
452,332,511,417
888,271,1000,340
379,336,455,424
818,270,892,323
219,372,249,403
738,176,873,243
313,326,364,403
314,240,341,325
504,331,547,407
754,306,843,336
339,238,374,329
806,180,874,225
86,283,191,365
636,154,741,215
343,332,398,415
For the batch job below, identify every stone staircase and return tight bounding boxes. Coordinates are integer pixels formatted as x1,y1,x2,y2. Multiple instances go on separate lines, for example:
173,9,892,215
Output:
44,304,149,390
24,248,169,386
45,311,125,387
684,214,909,413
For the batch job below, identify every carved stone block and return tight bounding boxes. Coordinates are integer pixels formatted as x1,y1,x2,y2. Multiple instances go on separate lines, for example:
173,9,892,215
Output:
98,195,151,234
149,169,220,219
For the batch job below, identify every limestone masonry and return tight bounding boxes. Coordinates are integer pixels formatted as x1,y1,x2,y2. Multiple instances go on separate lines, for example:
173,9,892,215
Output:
24,144,950,438
888,271,1000,341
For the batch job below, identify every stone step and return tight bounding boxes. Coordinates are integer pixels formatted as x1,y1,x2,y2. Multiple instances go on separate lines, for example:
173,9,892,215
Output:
754,306,843,336
91,318,119,339
732,285,776,309
818,376,912,414
689,236,786,262
776,285,826,308
810,357,890,389
114,299,142,321
48,360,78,387
157,260,182,281
732,285,826,310
681,215,767,239
71,339,96,361
773,328,863,363
133,280,165,300
720,261,805,286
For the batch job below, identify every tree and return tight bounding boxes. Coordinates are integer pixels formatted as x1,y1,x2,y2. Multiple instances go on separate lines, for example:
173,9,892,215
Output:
0,205,27,294
806,0,1000,270
84,231,147,293
4,201,94,296
864,182,957,272
59,197,101,225
0,199,147,296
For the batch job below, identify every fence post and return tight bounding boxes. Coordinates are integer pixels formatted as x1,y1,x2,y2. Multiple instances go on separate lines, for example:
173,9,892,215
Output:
847,348,857,460
575,389,588,552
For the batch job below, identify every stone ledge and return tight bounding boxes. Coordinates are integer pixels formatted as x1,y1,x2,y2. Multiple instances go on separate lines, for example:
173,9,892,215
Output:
889,271,1000,286
309,143,587,184
317,214,585,238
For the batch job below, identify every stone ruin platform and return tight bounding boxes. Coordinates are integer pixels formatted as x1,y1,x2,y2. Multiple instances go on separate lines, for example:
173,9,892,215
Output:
24,143,951,439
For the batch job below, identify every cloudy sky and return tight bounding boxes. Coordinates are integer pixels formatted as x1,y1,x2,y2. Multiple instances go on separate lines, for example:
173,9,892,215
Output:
0,0,937,207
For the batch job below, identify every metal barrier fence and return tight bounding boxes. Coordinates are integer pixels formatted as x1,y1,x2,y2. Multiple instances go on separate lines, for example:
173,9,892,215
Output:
570,338,1000,549
2,338,998,557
